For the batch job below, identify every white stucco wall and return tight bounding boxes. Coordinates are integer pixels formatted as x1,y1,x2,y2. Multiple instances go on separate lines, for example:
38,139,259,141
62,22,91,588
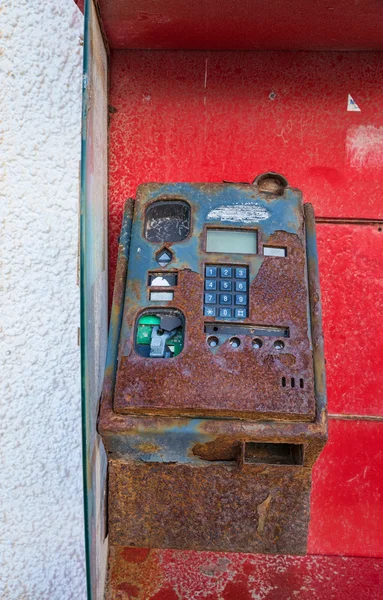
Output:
0,1,86,598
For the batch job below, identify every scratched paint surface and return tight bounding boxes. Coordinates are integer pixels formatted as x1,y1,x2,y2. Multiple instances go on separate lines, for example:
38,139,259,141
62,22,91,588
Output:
107,547,383,599
107,49,383,597
317,224,383,416
109,50,383,298
309,419,383,557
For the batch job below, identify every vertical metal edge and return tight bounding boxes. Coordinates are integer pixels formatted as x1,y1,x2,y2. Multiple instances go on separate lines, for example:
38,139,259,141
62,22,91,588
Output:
80,0,109,598
101,199,135,403
80,1,92,597
304,203,328,428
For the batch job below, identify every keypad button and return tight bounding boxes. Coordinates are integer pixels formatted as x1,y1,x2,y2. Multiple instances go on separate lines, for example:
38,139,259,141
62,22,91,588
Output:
204,306,216,317
205,266,217,277
204,293,217,304
219,294,232,305
205,279,217,290
235,308,247,318
235,281,247,292
235,294,247,305
219,308,232,318
220,280,232,291
220,267,232,278
235,268,247,279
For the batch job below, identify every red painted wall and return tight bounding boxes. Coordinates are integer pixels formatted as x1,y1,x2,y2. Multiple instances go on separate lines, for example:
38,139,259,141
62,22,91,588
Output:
108,50,383,597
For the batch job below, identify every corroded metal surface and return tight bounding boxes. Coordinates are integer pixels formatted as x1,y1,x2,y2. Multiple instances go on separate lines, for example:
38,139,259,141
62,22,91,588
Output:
108,459,312,554
113,181,316,421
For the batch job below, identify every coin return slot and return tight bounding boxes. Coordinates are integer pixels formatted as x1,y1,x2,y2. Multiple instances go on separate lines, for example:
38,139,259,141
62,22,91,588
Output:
244,442,304,466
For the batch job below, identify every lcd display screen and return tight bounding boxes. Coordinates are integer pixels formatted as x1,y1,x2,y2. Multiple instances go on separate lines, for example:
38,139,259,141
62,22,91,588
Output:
206,229,257,254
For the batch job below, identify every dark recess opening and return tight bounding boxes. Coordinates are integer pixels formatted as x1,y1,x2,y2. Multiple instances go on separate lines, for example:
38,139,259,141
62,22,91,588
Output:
244,442,304,465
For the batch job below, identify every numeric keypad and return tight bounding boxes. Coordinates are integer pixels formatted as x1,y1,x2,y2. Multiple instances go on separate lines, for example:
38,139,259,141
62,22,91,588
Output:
203,265,249,320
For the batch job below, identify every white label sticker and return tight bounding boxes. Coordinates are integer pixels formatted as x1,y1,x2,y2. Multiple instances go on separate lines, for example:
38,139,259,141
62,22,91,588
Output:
151,276,171,287
263,246,286,257
347,94,361,112
207,204,270,223
150,291,174,301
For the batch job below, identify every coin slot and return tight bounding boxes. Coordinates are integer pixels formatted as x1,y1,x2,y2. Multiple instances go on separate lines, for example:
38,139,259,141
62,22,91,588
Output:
204,323,289,338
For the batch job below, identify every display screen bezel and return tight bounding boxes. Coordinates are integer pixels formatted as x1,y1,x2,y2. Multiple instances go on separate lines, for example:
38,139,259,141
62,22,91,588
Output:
205,227,258,254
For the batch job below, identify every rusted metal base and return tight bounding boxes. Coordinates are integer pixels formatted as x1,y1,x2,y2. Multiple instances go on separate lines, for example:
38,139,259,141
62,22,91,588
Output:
108,459,312,555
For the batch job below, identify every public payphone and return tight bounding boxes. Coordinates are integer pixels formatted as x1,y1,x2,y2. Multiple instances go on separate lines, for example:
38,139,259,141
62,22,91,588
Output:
99,173,327,555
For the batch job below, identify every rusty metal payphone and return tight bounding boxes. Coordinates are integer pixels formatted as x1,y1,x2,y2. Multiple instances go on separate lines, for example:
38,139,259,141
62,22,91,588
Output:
99,173,327,555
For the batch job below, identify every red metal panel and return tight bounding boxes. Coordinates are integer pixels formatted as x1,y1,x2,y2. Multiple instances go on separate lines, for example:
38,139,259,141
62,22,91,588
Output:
107,547,383,599
317,224,383,416
308,419,383,557
97,0,383,52
107,48,383,597
109,50,383,296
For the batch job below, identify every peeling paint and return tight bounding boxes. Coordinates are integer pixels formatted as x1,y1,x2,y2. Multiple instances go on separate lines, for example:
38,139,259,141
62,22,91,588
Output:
207,203,270,223
257,494,272,535
346,125,383,169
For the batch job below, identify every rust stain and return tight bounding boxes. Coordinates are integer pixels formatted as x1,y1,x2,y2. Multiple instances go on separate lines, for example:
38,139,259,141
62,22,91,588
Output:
114,232,316,421
191,437,240,462
136,443,160,454
108,459,312,555
107,180,316,422
257,494,272,535
131,278,142,302
107,546,163,600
